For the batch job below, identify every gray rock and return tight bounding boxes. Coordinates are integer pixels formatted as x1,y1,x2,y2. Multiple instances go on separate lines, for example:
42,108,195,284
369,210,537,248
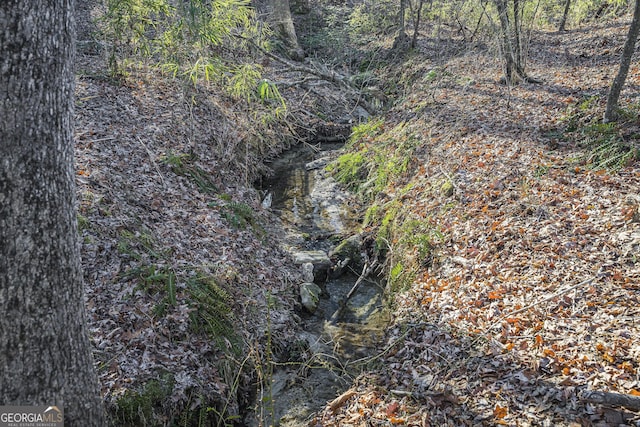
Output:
305,157,330,171
292,250,331,267
301,262,315,282
299,282,322,313
329,234,362,264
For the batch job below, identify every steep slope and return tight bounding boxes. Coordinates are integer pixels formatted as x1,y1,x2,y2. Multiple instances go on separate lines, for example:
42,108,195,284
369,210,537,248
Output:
317,21,640,426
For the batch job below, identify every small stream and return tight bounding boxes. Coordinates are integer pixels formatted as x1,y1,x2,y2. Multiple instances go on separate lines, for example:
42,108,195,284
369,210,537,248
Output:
251,143,389,426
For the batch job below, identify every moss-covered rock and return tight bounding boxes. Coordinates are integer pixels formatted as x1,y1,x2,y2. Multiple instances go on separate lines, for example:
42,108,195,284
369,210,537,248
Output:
441,180,454,197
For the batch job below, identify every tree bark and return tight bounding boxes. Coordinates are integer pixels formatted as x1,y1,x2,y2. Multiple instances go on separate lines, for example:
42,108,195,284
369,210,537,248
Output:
604,0,640,122
270,0,305,60
495,0,517,83
409,0,427,48
494,0,532,84
513,0,524,72
0,1,106,425
559,0,571,31
393,0,411,51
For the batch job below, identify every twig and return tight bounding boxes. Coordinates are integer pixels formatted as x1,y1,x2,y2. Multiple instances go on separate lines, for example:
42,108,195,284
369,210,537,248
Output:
329,259,378,324
241,35,377,114
247,38,351,89
79,135,117,144
580,390,640,411
136,136,167,189
328,388,357,413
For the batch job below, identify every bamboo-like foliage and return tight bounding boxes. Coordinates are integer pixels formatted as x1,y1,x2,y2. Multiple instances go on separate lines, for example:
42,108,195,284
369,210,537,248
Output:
101,0,278,101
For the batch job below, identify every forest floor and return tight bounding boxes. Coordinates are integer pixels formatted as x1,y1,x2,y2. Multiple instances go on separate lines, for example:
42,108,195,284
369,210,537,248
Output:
73,2,640,425
314,19,640,427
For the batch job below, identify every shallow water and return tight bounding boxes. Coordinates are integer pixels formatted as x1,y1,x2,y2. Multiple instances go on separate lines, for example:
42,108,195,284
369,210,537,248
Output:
253,143,389,426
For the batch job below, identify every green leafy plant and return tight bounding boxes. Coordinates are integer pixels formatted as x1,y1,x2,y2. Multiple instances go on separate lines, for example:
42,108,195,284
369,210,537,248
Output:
160,151,218,193
125,264,177,316
559,96,639,170
186,274,241,355
117,228,167,260
100,0,273,101
348,0,398,36
115,372,175,426
221,201,258,231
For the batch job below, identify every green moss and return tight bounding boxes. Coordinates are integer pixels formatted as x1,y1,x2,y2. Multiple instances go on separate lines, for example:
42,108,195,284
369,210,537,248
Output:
375,201,400,252
398,219,441,263
327,151,367,190
362,204,380,229
440,180,454,197
348,118,385,145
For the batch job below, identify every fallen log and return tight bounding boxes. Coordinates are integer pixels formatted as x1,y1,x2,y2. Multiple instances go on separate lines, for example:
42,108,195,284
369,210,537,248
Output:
580,390,640,411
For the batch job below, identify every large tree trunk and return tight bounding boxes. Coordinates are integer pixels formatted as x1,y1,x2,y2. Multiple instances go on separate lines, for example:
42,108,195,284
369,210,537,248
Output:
0,1,106,425
270,0,305,60
604,0,640,122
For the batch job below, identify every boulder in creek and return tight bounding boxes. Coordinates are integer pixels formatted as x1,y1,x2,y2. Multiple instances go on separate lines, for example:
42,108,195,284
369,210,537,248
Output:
299,282,322,313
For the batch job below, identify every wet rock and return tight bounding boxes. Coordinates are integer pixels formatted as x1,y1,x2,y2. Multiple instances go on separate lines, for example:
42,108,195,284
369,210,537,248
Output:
299,282,322,313
304,157,330,171
292,250,331,268
329,235,363,266
328,257,350,279
301,262,315,282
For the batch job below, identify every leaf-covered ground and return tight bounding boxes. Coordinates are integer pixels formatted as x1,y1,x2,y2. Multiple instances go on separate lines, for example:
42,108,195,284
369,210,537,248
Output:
316,20,640,427
73,2,640,424
72,3,368,423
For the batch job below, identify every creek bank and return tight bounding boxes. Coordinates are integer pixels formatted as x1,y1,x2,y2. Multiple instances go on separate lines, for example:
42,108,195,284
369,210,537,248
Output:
247,142,390,426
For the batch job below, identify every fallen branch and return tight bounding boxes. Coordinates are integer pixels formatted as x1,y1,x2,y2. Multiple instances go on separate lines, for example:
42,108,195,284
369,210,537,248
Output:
246,37,351,89
328,388,357,413
580,390,640,411
329,259,378,324
241,35,377,114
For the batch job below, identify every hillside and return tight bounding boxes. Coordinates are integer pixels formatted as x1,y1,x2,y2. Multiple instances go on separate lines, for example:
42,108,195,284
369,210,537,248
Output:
71,1,640,425
314,19,640,427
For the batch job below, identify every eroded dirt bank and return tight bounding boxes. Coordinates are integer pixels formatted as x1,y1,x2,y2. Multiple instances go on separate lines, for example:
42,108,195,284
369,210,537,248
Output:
73,15,370,424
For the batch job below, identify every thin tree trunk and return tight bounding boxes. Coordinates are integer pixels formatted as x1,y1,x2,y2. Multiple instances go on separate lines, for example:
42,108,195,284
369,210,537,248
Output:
559,0,571,31
604,0,640,122
0,1,106,425
513,0,524,73
495,0,517,83
410,0,427,48
393,0,411,50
